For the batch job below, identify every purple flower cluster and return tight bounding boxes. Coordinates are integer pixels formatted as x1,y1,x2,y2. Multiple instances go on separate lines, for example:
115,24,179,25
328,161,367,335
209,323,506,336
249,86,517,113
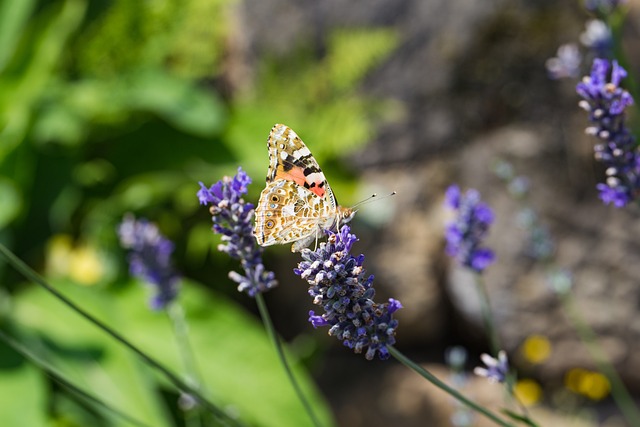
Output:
294,225,402,361
577,59,639,207
118,216,180,310
197,167,277,296
444,185,495,273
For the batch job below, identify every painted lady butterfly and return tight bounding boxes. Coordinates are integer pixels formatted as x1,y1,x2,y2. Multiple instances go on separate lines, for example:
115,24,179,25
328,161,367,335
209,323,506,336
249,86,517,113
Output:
253,124,356,252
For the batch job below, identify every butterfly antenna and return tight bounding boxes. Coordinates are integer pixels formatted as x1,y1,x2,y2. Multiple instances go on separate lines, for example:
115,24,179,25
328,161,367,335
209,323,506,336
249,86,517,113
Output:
352,191,396,209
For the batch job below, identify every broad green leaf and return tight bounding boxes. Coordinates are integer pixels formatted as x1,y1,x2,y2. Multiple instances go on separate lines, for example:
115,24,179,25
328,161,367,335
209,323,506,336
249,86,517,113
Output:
0,0,86,159
121,70,225,137
326,28,399,91
0,340,48,427
13,282,173,427
12,279,335,427
0,0,37,71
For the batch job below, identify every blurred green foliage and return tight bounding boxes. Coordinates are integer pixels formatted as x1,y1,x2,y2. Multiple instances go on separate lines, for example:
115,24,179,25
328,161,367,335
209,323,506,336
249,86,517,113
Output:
0,0,399,425
5,280,330,427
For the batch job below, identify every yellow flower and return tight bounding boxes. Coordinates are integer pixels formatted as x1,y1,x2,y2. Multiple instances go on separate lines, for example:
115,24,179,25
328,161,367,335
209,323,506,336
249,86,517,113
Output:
68,244,103,286
46,235,103,286
46,234,73,277
564,368,610,401
521,335,552,364
514,379,543,406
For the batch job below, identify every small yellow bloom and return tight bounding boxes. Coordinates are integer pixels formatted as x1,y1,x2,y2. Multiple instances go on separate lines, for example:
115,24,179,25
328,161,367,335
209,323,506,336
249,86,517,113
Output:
68,244,103,286
46,235,103,286
564,367,587,393
514,379,543,406
521,335,552,364
565,368,610,400
46,234,73,277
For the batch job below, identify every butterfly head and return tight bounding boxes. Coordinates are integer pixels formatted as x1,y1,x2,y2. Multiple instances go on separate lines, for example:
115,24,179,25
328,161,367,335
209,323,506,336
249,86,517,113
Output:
338,206,356,226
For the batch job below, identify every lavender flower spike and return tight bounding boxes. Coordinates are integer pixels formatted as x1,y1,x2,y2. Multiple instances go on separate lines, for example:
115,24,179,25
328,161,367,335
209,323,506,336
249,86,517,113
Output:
294,225,402,361
118,215,180,310
474,351,509,384
577,59,639,207
198,167,277,296
444,185,495,273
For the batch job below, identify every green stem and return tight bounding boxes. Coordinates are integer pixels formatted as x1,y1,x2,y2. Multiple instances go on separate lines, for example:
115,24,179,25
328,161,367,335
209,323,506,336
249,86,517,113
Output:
388,346,515,427
167,302,206,427
475,274,501,356
0,328,153,427
254,294,322,427
0,243,241,427
560,292,640,426
505,376,533,423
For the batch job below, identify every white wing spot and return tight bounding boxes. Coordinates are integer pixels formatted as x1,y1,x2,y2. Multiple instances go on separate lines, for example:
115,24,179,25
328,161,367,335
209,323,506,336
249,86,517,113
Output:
306,172,325,184
282,204,296,217
280,151,288,160
293,146,311,159
297,186,308,199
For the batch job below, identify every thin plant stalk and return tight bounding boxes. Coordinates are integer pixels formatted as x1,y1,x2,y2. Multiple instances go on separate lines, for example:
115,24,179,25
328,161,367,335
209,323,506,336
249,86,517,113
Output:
475,274,500,356
476,276,539,425
254,293,323,427
0,328,153,427
389,346,515,427
167,302,208,427
0,243,242,427
560,292,640,426
505,375,533,422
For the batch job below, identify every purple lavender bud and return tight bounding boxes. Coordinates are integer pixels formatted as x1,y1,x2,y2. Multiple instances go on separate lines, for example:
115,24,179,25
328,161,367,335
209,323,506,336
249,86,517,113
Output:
577,59,639,207
444,185,495,273
294,225,401,361
117,216,180,310
198,167,277,296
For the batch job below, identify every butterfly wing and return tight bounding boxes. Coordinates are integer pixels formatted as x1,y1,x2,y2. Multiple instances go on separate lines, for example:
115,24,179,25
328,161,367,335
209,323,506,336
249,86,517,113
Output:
266,124,334,201
254,124,340,251
254,179,336,251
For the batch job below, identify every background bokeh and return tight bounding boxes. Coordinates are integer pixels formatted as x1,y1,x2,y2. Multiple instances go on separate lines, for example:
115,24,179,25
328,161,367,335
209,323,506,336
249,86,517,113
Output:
1,0,639,426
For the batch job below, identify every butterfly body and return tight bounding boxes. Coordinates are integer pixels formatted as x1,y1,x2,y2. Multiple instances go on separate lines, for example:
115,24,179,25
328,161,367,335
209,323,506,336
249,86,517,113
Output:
253,124,355,252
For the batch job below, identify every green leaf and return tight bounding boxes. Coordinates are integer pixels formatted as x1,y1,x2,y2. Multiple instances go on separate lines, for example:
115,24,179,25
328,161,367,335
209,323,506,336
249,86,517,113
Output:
121,70,226,137
120,280,336,427
326,28,399,91
0,340,48,427
13,282,173,427
0,0,86,159
12,279,335,427
0,0,37,71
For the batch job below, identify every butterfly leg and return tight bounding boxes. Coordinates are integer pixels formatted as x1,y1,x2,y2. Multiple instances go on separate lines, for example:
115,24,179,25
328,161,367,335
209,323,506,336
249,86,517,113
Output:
291,234,316,252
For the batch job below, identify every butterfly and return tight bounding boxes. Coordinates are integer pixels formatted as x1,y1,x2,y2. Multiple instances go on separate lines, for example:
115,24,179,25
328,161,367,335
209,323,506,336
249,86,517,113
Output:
253,124,356,252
